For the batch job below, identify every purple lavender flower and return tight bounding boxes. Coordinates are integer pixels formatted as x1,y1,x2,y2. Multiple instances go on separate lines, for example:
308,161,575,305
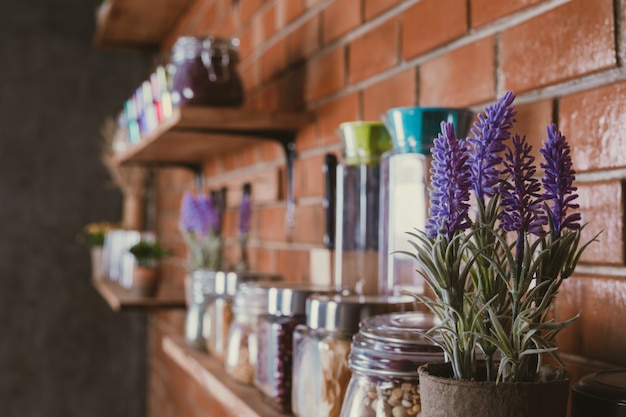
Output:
540,124,580,236
467,91,517,204
179,192,221,236
426,122,472,240
239,193,252,235
499,134,546,235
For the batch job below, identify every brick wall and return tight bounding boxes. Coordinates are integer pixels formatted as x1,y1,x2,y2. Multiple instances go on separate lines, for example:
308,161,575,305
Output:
149,0,626,415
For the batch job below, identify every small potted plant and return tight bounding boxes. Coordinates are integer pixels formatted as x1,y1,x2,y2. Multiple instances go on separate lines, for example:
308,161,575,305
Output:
82,221,117,280
128,240,168,297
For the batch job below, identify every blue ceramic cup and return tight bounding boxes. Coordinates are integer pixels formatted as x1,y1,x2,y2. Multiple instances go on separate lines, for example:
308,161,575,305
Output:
382,107,474,154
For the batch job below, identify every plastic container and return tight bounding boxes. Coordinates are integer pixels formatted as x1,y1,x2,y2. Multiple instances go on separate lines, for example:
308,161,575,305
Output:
292,294,416,417
168,36,244,107
339,312,444,417
203,271,282,362
225,283,271,385
334,122,392,295
255,283,343,413
379,107,473,295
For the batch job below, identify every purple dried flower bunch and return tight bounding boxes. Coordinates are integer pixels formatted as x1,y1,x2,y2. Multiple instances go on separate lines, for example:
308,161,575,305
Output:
412,91,595,383
179,192,223,271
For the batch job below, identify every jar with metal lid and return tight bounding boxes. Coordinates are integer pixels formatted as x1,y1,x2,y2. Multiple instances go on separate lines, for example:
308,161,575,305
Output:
292,294,416,417
168,35,244,107
255,283,343,413
203,271,281,362
224,282,271,385
339,312,444,417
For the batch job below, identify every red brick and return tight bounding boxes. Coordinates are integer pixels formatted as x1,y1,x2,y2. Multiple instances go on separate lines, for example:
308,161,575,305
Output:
512,98,553,160
240,59,262,92
402,0,468,60
317,92,360,145
349,18,399,84
294,153,326,199
556,276,626,367
287,14,321,64
237,0,264,24
276,0,305,29
292,203,326,244
501,0,616,93
322,0,362,44
305,46,346,101
274,65,307,110
237,26,254,62
364,0,403,20
576,181,624,266
362,67,416,121
196,3,218,33
276,248,311,282
295,121,318,152
261,140,283,162
262,38,287,82
248,245,276,272
256,205,287,242
559,81,626,172
212,11,238,38
305,0,324,8
259,2,278,43
420,36,495,107
470,0,543,27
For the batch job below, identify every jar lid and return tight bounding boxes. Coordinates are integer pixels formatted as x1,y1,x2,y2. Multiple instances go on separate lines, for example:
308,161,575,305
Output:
171,35,240,62
349,311,444,376
573,370,626,405
207,271,282,296
338,121,392,166
260,282,341,316
306,294,416,333
233,282,272,314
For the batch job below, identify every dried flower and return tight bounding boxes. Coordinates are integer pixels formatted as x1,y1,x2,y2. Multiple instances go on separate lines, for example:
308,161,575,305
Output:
426,122,472,241
239,193,252,236
540,124,581,237
179,192,223,271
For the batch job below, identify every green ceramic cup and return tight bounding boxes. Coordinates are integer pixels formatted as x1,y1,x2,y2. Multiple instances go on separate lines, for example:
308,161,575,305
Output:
338,121,393,166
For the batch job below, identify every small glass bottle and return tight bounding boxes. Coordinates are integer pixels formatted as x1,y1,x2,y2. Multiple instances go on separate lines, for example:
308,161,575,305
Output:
339,312,445,417
204,271,281,362
255,283,342,414
334,121,392,295
225,283,270,385
184,269,215,351
292,294,416,417
168,35,244,107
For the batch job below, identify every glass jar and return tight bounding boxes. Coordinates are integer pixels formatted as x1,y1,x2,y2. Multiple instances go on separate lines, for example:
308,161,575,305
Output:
379,107,473,296
334,122,392,295
168,35,244,107
255,283,342,413
339,312,444,417
184,269,215,350
292,294,416,417
225,283,270,385
203,271,281,362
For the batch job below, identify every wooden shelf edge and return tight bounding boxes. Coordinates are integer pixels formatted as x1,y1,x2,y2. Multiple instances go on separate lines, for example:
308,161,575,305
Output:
92,278,186,312
162,335,286,417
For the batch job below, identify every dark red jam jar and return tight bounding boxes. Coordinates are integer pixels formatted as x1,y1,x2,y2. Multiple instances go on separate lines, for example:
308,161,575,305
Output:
168,36,244,107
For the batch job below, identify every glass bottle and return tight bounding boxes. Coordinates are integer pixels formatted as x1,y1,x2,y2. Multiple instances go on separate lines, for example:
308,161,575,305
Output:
225,282,270,385
184,269,215,350
203,271,281,362
255,283,342,414
334,121,392,295
168,36,244,107
292,294,416,417
379,107,473,295
339,312,445,417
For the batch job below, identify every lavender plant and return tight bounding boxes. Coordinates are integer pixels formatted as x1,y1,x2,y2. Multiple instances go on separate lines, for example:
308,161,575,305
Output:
408,92,596,383
179,192,223,271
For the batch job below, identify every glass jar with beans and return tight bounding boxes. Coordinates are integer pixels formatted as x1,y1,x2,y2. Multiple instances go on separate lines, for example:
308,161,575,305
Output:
339,312,445,417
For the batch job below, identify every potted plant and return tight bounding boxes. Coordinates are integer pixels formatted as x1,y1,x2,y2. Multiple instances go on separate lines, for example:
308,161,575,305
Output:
82,221,117,280
407,91,597,417
128,240,168,297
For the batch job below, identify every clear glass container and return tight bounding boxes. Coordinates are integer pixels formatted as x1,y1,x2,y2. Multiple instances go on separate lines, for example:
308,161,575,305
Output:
339,312,444,417
379,107,473,295
225,283,270,385
334,122,392,295
168,35,244,107
292,294,416,417
184,269,215,351
255,283,342,414
204,271,281,362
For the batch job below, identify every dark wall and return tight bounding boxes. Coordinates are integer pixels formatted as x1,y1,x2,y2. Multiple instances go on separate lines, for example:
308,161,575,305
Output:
0,1,152,416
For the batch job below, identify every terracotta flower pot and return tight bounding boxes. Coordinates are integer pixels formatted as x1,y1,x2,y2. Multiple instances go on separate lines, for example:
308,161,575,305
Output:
131,266,160,297
418,362,570,417
90,246,105,280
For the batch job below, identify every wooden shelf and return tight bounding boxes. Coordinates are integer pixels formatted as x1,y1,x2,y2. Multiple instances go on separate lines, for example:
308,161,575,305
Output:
93,0,197,50
162,335,286,417
92,278,186,312
115,106,313,167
